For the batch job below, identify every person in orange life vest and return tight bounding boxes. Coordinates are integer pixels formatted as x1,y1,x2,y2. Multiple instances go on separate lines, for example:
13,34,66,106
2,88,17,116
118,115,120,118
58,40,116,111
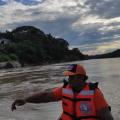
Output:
11,64,113,120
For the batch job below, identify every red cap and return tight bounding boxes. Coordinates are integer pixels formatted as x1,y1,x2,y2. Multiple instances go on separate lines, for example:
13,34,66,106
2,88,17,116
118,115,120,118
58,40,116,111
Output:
64,64,86,76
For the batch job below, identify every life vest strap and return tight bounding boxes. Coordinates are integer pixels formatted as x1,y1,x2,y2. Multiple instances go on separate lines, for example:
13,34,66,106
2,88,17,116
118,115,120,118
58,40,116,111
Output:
63,96,91,102
63,111,100,120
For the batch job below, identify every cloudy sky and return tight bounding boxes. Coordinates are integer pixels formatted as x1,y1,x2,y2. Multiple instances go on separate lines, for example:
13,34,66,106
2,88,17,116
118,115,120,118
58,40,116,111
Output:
0,0,120,55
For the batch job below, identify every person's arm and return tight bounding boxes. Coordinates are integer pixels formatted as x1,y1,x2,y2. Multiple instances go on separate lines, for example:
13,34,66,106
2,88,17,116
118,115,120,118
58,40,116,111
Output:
95,88,114,120
11,87,62,111
11,91,54,111
25,91,56,103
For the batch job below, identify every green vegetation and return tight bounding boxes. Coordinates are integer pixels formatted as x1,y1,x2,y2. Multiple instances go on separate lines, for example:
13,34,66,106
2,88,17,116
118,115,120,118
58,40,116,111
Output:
0,53,18,62
0,26,85,66
0,53,11,62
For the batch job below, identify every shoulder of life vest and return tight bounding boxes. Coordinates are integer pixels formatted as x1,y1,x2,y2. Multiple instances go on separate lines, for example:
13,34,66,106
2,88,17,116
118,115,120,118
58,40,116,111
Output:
89,82,98,90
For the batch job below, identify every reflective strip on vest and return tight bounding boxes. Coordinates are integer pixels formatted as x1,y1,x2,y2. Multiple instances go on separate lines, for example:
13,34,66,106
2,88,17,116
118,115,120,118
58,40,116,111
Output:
63,88,73,95
63,88,94,96
79,90,94,95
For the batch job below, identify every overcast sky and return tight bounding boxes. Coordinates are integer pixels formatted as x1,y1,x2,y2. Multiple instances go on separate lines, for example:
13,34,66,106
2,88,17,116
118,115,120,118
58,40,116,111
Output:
0,0,120,55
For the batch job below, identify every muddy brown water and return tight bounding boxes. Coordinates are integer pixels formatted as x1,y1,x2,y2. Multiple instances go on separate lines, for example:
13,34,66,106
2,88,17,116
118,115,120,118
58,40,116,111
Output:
0,58,119,120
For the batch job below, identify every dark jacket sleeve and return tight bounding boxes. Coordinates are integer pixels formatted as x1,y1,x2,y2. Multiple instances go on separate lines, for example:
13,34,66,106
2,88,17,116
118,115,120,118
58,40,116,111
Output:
97,107,114,120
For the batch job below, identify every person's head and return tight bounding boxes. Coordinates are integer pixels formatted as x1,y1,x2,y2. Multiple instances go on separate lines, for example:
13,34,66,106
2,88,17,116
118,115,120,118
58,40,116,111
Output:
63,64,88,88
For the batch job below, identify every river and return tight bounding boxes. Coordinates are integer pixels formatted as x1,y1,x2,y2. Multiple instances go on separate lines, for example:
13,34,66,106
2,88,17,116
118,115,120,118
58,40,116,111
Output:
0,58,119,120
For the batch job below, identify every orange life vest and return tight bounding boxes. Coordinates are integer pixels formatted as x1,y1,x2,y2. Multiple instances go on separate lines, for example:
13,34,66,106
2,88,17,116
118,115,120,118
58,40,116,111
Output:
60,83,100,120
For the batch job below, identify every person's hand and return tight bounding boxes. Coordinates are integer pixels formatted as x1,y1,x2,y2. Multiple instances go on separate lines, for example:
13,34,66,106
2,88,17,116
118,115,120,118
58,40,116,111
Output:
11,99,26,111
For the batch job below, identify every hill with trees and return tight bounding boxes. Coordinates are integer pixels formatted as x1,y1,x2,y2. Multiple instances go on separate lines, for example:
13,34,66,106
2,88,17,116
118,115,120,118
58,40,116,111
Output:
0,26,85,67
0,26,119,68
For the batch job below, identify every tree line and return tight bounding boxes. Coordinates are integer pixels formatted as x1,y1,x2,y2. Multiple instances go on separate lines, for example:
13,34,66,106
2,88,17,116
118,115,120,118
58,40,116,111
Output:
0,26,85,66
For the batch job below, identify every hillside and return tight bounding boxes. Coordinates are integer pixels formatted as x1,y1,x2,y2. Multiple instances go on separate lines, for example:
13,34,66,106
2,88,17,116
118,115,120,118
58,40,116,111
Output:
0,26,85,66
0,26,119,68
